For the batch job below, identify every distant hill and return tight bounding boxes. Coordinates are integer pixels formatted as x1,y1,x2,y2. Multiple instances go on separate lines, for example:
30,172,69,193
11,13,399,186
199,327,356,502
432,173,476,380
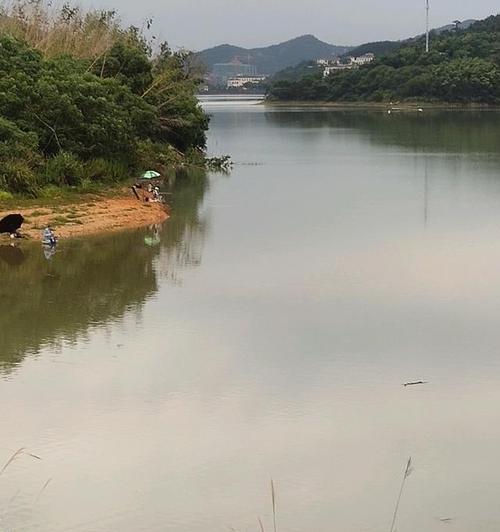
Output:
196,35,353,76
344,20,477,59
346,41,402,58
270,19,481,84
271,60,323,83
433,19,477,34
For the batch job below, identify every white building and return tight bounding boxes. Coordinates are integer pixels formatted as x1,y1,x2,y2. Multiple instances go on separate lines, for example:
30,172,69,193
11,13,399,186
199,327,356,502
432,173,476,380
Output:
323,64,352,77
351,53,375,66
322,53,375,77
227,75,267,88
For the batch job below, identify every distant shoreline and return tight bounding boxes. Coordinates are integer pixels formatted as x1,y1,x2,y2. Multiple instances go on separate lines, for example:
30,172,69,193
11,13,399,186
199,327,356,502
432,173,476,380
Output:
264,100,500,110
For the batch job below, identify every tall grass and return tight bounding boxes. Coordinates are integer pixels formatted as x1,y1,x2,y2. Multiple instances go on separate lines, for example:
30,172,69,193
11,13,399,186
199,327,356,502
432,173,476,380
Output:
0,0,124,59
271,479,277,532
256,480,278,532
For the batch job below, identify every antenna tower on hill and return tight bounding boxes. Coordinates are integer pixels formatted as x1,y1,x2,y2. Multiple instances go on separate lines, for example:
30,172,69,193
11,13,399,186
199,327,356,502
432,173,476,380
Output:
425,0,430,52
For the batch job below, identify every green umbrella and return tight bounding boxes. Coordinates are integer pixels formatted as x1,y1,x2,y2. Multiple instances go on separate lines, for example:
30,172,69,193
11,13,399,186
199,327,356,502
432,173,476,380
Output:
141,170,161,179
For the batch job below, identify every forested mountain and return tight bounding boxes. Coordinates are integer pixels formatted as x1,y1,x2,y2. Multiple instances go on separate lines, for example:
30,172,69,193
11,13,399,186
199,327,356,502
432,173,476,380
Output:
0,2,208,197
270,60,323,82
196,35,352,75
346,41,402,58
268,15,500,104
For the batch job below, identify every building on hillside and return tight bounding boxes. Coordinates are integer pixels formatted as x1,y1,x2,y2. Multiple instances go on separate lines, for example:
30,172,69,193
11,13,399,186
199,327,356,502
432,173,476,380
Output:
351,53,375,65
323,63,353,76
227,75,267,88
321,53,375,77
212,61,258,84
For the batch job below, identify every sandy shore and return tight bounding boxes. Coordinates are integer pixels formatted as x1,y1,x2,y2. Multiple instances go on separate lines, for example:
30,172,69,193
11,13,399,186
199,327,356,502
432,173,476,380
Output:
0,194,169,240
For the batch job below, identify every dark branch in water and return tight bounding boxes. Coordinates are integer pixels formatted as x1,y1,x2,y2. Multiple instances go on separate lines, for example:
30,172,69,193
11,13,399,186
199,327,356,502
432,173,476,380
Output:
206,155,232,172
403,381,428,387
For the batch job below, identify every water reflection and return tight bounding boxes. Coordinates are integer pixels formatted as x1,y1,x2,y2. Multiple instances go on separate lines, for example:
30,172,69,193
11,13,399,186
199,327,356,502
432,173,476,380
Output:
264,109,500,156
0,168,209,373
0,244,25,267
4,107,500,532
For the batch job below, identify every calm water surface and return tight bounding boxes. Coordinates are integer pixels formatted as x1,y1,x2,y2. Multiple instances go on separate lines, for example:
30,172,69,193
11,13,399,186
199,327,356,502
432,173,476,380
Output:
2,101,500,532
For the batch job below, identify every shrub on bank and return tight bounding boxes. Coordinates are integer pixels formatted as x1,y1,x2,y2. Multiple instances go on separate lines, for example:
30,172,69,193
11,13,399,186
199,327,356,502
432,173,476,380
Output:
43,152,84,187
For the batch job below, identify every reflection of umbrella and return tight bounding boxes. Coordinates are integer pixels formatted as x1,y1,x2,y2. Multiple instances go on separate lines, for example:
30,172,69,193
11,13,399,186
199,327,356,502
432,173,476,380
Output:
0,214,24,235
0,245,25,266
144,236,161,247
141,171,161,179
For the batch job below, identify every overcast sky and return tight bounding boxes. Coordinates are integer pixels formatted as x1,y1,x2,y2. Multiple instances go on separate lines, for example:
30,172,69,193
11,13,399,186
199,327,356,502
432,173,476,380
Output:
83,0,499,51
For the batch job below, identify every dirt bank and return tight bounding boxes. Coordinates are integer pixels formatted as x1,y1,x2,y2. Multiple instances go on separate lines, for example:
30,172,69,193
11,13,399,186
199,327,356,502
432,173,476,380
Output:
0,193,169,240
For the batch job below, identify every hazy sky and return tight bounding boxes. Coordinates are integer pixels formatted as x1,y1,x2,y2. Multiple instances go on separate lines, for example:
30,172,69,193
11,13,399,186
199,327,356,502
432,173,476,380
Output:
83,0,499,51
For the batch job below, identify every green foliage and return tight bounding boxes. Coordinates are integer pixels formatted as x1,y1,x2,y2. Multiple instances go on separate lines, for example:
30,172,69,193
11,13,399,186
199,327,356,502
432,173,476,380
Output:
0,159,39,196
0,2,209,196
267,15,500,104
0,190,14,201
82,159,129,183
346,41,402,58
43,152,84,186
145,48,210,151
271,61,323,83
93,40,153,95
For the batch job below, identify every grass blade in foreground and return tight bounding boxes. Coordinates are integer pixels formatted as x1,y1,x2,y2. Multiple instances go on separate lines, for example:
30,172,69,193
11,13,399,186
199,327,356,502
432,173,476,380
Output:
389,457,413,532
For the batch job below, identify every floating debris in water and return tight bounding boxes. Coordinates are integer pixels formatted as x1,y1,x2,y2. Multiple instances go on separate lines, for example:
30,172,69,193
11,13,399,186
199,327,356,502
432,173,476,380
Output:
436,517,454,524
403,381,428,387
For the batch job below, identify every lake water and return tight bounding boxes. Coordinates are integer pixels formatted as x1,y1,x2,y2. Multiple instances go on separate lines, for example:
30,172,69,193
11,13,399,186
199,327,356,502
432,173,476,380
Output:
2,100,500,532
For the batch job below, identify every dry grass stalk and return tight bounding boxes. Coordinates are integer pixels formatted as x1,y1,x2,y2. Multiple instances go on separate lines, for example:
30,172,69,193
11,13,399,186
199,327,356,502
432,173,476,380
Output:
34,477,52,503
0,0,124,59
271,478,277,532
0,447,41,476
0,447,25,476
389,457,413,532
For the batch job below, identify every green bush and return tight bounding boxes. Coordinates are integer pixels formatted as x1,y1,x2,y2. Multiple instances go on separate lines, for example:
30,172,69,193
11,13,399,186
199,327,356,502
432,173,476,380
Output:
83,158,130,183
136,140,182,171
0,190,14,201
77,178,102,194
43,152,84,186
0,159,39,195
39,185,65,200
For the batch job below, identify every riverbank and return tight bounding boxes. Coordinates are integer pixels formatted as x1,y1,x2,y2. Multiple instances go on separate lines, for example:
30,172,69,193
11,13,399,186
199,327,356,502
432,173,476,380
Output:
0,190,168,240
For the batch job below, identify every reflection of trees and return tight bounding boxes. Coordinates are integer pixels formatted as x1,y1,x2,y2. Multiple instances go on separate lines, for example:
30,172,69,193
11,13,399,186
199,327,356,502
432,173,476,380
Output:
157,167,210,284
0,168,210,373
265,110,500,156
